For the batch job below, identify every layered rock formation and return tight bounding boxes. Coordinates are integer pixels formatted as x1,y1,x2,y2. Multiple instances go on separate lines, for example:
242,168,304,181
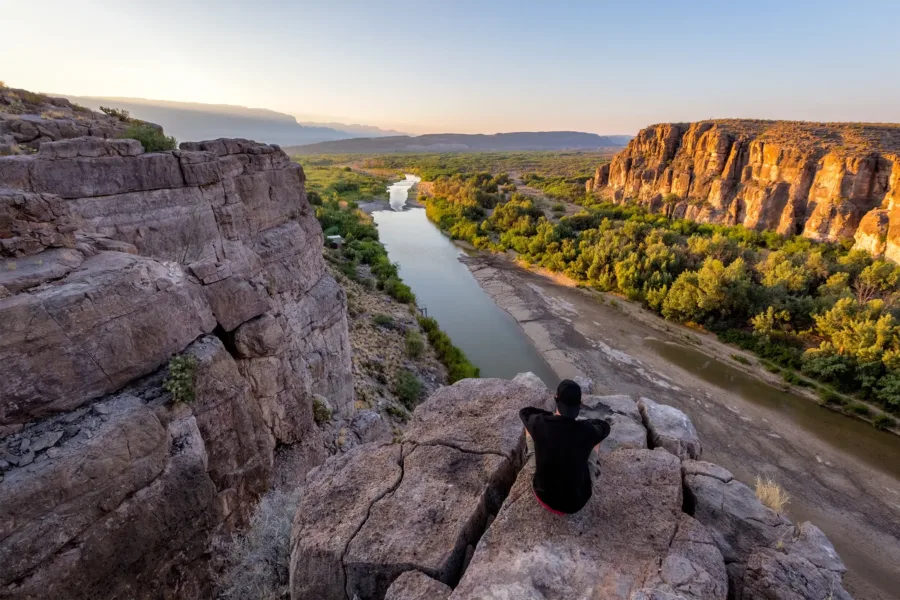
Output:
0,132,353,598
587,120,900,261
290,375,851,600
0,87,149,154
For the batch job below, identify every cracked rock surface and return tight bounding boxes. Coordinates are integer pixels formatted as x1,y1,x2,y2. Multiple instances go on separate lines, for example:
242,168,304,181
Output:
289,377,853,600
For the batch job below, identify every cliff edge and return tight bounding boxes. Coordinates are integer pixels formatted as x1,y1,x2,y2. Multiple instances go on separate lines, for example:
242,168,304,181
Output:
588,120,900,261
289,375,851,600
0,128,353,598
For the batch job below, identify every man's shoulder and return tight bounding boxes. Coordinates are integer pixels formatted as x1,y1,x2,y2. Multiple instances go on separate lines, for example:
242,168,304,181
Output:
520,406,552,418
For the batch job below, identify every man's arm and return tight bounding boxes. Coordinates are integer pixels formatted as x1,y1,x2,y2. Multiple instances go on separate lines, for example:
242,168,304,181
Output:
519,406,550,437
586,418,612,446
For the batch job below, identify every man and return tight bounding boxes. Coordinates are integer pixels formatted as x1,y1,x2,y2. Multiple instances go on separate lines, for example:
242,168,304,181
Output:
519,379,611,515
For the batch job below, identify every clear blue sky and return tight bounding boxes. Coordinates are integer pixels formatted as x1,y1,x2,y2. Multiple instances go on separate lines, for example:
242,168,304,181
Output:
5,0,899,134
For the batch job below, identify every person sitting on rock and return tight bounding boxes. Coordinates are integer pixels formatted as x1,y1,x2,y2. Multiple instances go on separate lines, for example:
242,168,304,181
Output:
519,379,611,515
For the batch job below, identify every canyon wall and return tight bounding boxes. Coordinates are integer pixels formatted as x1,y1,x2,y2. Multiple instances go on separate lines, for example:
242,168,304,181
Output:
0,133,353,598
587,120,900,261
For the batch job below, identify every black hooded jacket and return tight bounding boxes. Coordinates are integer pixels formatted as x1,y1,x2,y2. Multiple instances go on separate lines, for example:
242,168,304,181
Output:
519,406,611,514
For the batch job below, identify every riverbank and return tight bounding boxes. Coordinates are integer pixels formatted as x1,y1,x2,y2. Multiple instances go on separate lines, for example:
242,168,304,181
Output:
461,251,900,600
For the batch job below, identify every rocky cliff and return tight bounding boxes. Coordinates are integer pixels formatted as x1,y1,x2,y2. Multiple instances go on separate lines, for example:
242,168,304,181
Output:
289,375,852,600
587,120,900,261
0,121,353,596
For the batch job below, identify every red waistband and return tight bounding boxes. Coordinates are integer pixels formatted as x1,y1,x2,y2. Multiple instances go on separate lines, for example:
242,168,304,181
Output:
532,487,567,516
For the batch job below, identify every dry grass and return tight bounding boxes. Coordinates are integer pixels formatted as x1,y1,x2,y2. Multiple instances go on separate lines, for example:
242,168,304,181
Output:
215,487,299,600
41,110,68,120
755,476,791,513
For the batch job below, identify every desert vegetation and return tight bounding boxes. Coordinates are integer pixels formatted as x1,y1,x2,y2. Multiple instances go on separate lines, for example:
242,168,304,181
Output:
755,476,790,513
402,165,900,419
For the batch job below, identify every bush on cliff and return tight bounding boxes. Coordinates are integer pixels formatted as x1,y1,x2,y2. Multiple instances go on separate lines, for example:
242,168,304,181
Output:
163,355,197,404
418,316,480,383
123,123,177,152
394,369,423,409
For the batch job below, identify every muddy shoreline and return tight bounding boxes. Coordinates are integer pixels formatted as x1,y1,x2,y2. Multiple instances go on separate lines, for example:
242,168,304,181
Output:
460,251,900,600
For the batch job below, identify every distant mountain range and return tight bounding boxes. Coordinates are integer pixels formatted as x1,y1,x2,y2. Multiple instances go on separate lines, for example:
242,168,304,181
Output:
287,132,633,154
59,95,403,146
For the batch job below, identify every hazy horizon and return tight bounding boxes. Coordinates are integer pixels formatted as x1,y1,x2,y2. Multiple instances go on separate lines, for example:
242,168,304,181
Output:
6,0,900,135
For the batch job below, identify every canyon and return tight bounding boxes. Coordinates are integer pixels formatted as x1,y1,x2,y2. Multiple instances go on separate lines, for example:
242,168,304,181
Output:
0,89,869,599
587,120,900,261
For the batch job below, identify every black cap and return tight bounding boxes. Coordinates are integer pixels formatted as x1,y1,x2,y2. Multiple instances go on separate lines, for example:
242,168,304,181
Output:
556,379,582,419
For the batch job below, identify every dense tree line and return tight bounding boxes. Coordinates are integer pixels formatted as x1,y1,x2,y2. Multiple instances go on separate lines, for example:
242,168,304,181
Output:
424,174,900,416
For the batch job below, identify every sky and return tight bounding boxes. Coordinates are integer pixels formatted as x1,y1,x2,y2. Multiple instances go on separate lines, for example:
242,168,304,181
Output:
4,0,900,135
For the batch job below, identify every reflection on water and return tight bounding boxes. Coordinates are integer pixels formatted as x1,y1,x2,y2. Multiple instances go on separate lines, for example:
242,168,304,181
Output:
645,337,900,480
389,174,420,210
373,189,559,387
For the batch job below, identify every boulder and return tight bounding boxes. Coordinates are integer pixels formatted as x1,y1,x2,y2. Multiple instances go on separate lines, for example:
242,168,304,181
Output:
403,377,553,460
349,409,393,444
289,443,403,600
344,444,518,598
683,461,791,593
640,514,728,600
512,371,549,393
450,449,686,599
582,395,647,452
741,548,852,600
638,397,701,460
384,570,452,600
0,397,219,600
573,375,593,394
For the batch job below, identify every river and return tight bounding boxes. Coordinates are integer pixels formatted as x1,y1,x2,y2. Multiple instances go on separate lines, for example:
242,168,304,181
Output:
372,176,559,386
371,177,900,599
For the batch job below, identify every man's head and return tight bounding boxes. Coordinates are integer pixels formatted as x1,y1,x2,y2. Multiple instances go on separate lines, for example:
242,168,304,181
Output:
555,379,582,419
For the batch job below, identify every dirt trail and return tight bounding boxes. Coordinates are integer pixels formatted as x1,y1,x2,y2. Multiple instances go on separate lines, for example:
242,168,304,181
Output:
462,252,900,600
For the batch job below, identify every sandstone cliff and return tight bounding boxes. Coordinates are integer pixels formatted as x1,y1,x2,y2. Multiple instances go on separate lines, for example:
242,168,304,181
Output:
290,375,852,600
587,120,900,261
0,130,353,598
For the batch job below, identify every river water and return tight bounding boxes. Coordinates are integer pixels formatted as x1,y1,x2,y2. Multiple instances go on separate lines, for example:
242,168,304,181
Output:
373,177,559,386
645,338,900,481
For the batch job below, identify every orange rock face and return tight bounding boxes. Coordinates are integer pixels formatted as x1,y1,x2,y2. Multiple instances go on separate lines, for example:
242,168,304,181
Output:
592,120,900,260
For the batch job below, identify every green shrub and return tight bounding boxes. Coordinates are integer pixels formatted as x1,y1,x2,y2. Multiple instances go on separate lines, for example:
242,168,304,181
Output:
383,277,416,304
847,402,871,416
385,404,410,422
731,354,751,365
312,397,332,424
763,362,782,375
372,314,394,327
418,316,479,383
394,370,423,409
873,414,895,430
551,203,565,212
818,389,845,405
405,329,425,358
782,371,802,386
123,123,177,152
164,355,197,403
100,106,131,122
